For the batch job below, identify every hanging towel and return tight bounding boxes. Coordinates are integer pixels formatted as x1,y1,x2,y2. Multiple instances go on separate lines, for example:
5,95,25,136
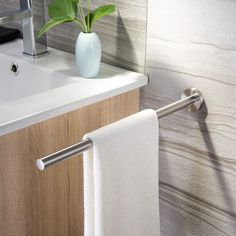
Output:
83,109,160,236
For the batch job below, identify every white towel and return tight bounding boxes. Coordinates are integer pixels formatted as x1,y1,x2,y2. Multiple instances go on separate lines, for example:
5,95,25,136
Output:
83,109,160,236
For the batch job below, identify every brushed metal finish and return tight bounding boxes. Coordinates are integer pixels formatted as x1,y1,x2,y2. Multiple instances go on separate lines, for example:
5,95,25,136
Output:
36,88,204,171
157,88,203,118
181,88,204,112
20,0,47,56
36,140,92,171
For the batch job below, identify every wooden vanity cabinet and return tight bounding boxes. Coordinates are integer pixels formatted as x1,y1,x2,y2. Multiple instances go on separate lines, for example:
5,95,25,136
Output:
0,90,139,236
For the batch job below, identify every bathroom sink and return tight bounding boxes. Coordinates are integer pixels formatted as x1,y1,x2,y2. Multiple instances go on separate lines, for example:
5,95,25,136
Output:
0,39,148,136
0,53,75,103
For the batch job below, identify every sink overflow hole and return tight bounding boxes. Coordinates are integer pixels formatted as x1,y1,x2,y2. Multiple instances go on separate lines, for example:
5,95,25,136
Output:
10,62,19,76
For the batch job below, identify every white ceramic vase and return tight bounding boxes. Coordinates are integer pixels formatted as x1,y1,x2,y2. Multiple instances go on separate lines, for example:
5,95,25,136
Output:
75,32,102,78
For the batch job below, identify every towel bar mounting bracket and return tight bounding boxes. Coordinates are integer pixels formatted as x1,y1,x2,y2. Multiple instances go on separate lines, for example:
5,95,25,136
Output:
181,88,204,112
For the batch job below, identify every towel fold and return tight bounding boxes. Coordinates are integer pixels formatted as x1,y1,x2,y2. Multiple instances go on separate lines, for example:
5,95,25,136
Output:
0,26,21,44
83,109,160,236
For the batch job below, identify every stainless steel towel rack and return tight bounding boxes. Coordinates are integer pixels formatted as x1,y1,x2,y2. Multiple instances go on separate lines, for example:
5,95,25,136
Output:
36,88,204,171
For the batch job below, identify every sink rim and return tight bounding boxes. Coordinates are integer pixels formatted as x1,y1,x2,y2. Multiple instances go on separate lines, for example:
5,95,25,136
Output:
0,39,148,136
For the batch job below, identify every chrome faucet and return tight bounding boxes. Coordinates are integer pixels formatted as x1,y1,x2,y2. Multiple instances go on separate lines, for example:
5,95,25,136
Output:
0,0,47,56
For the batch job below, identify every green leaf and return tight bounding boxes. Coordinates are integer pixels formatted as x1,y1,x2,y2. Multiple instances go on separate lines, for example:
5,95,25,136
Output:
48,0,78,19
85,5,116,32
37,0,80,39
37,16,73,39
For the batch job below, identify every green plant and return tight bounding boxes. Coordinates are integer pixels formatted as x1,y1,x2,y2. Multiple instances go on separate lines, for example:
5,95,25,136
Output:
37,0,116,39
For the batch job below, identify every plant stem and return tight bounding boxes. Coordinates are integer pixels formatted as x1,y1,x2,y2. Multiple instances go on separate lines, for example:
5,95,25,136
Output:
87,0,91,32
73,19,85,32
78,1,87,32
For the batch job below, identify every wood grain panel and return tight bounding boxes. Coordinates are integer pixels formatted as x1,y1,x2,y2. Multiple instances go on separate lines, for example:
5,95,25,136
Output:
0,89,139,236
144,0,236,235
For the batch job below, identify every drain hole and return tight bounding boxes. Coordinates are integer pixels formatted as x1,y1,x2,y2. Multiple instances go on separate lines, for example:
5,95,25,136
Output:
10,62,19,76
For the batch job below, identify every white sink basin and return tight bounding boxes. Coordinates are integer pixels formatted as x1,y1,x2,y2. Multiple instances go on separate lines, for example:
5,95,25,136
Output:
1,54,74,103
0,40,148,136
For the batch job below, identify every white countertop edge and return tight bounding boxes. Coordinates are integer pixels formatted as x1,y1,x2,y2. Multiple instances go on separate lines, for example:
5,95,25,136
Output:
0,75,147,136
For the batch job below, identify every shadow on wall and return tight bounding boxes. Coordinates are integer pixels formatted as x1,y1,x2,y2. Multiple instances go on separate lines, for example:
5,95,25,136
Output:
186,103,236,231
140,58,236,232
116,12,137,71
157,102,236,235
190,103,236,231
197,110,236,226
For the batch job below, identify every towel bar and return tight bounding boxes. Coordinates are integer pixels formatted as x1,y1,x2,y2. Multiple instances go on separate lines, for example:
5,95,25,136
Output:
36,88,204,171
